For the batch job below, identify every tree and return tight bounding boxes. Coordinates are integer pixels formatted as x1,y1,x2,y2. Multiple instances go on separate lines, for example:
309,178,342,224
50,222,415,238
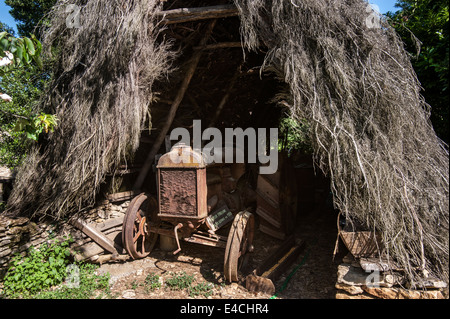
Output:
4,0,57,37
0,22,16,36
1,26,57,168
388,0,449,143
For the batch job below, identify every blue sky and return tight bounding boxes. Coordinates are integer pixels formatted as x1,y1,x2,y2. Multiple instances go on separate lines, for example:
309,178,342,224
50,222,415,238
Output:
1,0,399,36
369,0,399,14
0,0,18,34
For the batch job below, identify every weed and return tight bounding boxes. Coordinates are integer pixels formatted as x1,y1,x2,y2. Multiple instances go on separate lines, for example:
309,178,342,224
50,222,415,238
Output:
34,263,113,299
144,273,161,292
165,272,194,291
1,238,73,298
0,238,113,299
189,282,214,298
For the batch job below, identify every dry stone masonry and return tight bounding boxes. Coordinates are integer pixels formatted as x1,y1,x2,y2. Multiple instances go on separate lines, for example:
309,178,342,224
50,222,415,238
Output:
335,254,448,299
0,215,54,278
0,200,131,278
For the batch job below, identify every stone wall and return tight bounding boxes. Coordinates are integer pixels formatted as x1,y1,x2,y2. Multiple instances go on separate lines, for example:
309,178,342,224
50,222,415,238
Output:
0,200,130,278
335,254,448,299
0,216,56,278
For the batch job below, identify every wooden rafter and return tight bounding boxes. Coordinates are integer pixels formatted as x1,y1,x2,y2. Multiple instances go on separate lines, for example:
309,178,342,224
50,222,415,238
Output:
158,4,238,24
194,42,242,50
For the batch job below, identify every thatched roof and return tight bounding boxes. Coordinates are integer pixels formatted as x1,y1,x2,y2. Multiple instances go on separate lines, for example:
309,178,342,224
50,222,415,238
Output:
4,0,448,287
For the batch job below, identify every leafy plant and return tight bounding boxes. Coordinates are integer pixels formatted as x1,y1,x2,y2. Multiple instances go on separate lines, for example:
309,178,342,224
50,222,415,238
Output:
163,271,216,297
5,0,57,37
387,0,449,142
0,238,113,299
35,263,113,299
188,282,214,298
278,115,313,155
1,238,73,298
14,112,58,141
1,28,56,168
0,32,43,70
144,272,161,292
165,272,195,291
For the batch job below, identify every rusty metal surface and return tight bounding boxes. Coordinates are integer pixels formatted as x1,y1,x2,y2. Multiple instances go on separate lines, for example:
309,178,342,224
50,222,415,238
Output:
157,144,208,221
183,231,227,248
122,193,159,259
159,169,198,217
157,144,206,168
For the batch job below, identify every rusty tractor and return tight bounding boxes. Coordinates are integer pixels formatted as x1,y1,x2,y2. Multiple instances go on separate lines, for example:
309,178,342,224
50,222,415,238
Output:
121,144,257,282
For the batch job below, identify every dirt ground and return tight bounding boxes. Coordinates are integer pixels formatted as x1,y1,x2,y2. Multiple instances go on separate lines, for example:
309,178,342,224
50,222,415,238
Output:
96,204,343,300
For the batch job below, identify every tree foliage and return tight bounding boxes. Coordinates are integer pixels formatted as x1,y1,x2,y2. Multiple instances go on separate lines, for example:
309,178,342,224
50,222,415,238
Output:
388,0,449,143
4,0,57,37
0,63,49,167
1,26,55,168
0,22,15,36
0,31,43,69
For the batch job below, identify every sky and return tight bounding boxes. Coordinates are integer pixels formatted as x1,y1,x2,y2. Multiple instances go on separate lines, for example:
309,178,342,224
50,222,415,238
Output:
0,0,399,36
369,0,399,14
0,0,18,34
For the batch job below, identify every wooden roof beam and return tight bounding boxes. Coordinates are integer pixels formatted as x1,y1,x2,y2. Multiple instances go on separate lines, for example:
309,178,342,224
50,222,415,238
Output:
158,4,238,24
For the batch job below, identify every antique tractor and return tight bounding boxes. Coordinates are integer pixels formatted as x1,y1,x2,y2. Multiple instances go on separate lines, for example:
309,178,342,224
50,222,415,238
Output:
121,144,256,282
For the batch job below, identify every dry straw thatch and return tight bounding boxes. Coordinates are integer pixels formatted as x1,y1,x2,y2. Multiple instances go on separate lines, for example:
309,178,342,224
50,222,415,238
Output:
233,0,448,286
7,0,174,218
5,0,449,286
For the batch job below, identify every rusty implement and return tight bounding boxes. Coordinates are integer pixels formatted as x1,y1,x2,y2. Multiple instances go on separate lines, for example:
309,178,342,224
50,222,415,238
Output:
122,144,256,282
246,235,305,295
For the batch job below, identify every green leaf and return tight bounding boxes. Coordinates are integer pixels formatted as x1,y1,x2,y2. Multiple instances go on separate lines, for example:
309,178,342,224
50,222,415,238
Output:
24,37,36,56
26,131,38,141
31,34,42,53
0,38,9,51
9,45,17,54
23,50,31,64
15,45,23,65
0,31,8,40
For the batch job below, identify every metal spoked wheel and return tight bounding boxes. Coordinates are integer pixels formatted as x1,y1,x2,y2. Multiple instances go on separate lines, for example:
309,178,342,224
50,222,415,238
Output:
122,193,159,259
224,211,255,282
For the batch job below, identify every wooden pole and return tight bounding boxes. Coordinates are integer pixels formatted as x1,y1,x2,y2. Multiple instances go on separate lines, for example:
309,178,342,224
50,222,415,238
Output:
158,4,238,24
194,42,242,51
71,218,118,255
133,20,217,192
